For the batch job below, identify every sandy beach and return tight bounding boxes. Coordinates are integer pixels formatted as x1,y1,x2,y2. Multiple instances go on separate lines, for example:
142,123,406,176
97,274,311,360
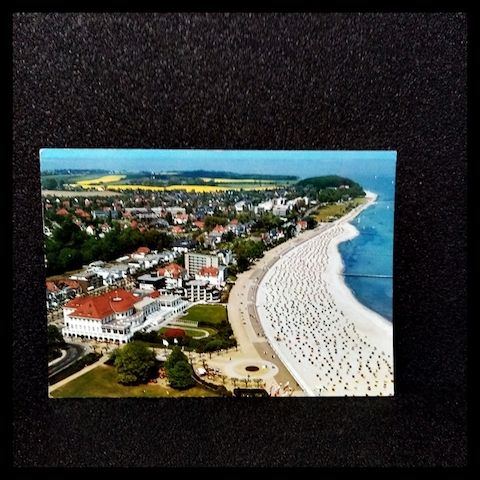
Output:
256,192,394,396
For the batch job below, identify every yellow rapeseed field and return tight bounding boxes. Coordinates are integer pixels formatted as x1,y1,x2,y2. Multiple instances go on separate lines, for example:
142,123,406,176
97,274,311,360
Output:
76,175,126,186
105,184,278,193
200,177,278,184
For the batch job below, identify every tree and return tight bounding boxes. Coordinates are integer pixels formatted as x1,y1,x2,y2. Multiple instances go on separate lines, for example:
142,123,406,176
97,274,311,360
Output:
222,231,235,243
48,325,65,361
44,178,58,190
304,216,317,230
164,347,195,389
167,360,195,389
113,341,156,385
48,324,65,347
164,346,188,371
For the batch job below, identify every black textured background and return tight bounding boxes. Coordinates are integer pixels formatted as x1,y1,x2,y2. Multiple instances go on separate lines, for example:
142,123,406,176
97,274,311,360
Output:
12,13,467,467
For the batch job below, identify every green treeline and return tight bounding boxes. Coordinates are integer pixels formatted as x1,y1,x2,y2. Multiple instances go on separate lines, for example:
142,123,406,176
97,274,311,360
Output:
295,175,365,202
45,218,172,275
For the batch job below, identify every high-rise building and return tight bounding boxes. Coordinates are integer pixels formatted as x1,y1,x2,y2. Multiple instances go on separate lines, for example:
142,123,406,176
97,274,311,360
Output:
184,253,219,277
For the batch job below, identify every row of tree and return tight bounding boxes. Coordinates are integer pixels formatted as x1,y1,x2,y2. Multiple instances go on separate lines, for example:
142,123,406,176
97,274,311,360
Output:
45,218,172,275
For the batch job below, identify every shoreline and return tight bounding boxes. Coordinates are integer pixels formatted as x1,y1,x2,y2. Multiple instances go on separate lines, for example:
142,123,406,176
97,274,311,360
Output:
255,191,394,396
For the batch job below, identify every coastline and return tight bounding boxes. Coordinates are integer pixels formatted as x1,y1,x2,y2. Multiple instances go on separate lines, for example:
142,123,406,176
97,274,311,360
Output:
255,191,394,396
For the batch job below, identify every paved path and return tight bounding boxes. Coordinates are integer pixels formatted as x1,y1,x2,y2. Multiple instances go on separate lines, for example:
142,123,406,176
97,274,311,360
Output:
48,343,87,377
48,354,110,394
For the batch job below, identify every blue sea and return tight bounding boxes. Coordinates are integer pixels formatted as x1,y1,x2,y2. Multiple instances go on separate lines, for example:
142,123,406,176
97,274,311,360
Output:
338,175,395,321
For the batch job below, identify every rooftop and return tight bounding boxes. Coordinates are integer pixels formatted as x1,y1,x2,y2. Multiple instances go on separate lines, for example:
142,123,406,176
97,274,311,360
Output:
65,289,139,320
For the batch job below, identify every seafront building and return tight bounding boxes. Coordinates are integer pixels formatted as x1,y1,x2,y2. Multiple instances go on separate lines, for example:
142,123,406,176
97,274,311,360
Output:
184,253,220,276
62,288,188,343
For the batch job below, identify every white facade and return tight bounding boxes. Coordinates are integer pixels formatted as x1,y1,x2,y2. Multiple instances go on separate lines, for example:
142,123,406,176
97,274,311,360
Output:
61,292,184,344
185,253,220,276
195,266,226,287
184,280,220,302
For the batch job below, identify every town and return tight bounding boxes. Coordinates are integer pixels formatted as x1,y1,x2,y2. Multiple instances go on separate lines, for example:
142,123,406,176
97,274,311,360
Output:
44,168,368,397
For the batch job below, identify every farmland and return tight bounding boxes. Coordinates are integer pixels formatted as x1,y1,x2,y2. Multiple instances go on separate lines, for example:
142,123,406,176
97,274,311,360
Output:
75,175,126,186
200,177,280,184
105,184,282,193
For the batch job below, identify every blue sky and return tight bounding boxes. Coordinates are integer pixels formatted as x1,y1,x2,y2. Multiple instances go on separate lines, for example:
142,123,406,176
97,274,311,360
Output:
40,149,396,179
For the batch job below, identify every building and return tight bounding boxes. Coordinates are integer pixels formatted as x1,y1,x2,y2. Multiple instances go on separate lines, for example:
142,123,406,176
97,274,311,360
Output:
184,252,220,277
156,293,189,318
165,207,186,216
195,265,226,287
157,263,187,289
172,239,197,254
227,219,246,236
69,272,104,292
157,250,176,263
184,280,221,303
234,200,246,212
174,212,189,225
207,230,223,245
62,289,162,343
254,200,273,214
217,249,233,266
272,205,290,217
137,272,166,291
296,220,308,232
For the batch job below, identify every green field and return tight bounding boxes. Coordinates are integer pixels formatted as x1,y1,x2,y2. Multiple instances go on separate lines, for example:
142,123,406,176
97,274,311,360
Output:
182,304,228,326
50,365,219,398
314,197,367,222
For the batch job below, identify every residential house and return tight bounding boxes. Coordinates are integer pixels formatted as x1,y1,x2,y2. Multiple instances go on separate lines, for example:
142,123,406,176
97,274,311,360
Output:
157,263,187,290
195,265,226,287
172,239,197,254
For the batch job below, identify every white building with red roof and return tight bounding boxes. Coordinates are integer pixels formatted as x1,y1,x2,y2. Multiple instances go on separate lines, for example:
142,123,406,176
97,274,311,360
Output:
157,262,187,289
62,289,163,344
174,212,190,225
195,265,226,287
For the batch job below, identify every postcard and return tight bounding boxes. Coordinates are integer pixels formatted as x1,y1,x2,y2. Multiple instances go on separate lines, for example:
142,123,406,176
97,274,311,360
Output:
43,149,396,397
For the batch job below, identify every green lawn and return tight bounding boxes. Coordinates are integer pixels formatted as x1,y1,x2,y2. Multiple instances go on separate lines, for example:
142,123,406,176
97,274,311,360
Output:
50,365,219,398
314,197,367,222
181,304,227,326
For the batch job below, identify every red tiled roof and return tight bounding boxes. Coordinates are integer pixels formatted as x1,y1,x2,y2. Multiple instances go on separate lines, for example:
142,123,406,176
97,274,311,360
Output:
46,281,59,292
230,218,239,225
66,289,139,320
149,290,161,298
75,208,91,219
193,220,205,228
158,263,185,279
212,224,226,233
137,246,150,254
60,279,81,290
171,226,185,233
198,266,219,277
56,208,69,216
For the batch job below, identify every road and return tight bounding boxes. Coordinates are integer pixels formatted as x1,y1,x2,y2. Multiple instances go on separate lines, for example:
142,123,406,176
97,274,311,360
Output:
48,342,87,378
